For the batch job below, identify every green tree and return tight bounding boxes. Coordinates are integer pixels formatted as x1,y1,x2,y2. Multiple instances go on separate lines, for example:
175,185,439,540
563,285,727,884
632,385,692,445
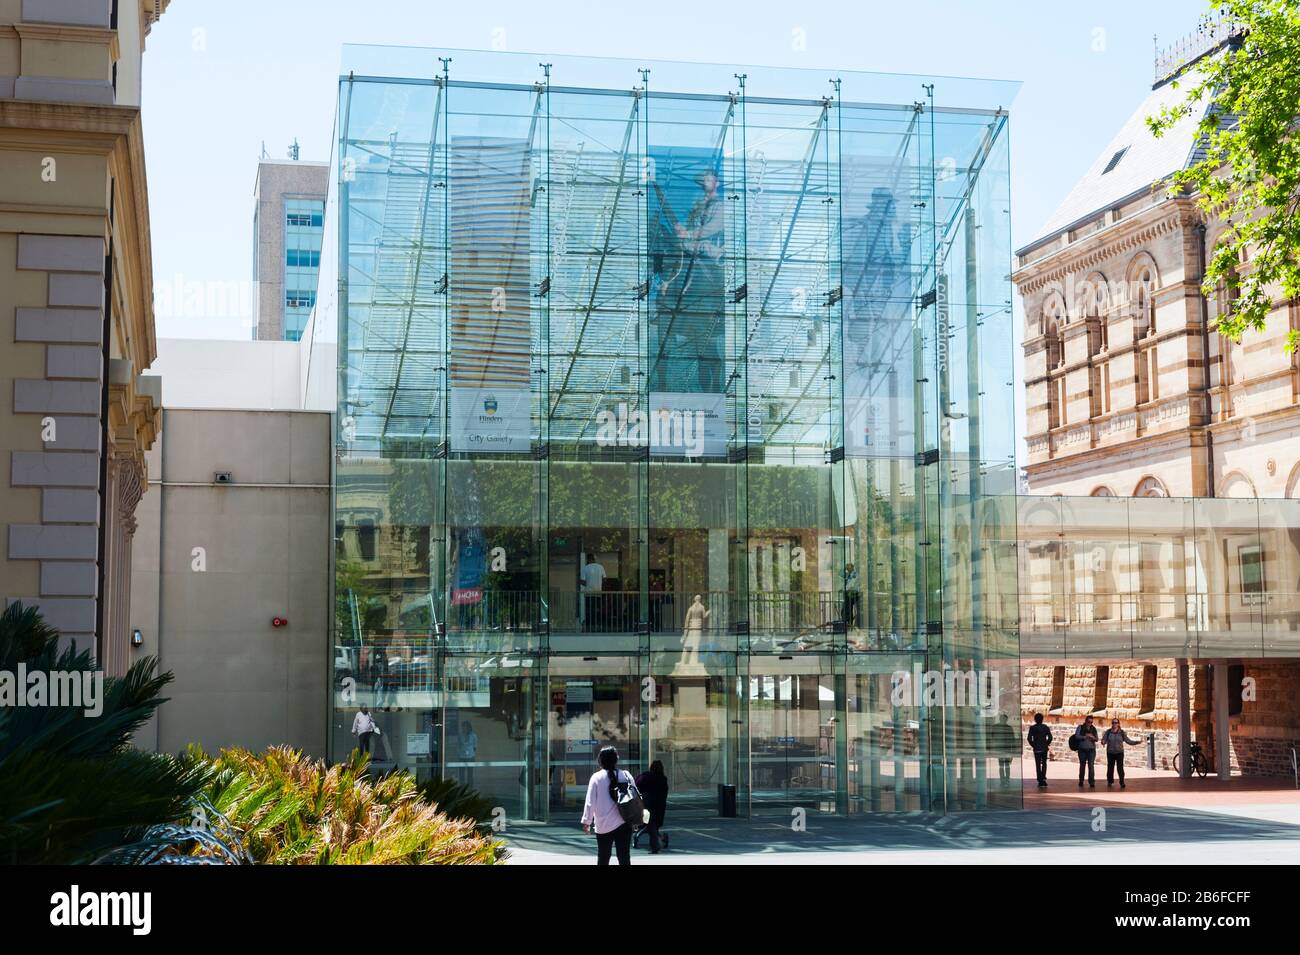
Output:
1149,2,1300,351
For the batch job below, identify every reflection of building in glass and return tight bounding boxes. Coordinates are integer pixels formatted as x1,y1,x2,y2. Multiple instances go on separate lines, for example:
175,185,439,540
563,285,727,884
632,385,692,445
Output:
324,46,1019,818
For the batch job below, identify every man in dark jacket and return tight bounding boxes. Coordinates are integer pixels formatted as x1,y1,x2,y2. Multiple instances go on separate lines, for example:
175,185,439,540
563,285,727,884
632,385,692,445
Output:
1026,712,1052,787
634,760,670,853
1075,715,1099,788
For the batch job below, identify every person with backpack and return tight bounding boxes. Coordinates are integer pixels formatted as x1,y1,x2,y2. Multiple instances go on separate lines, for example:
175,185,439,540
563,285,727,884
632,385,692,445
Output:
581,746,638,865
1101,718,1142,788
1026,712,1052,787
1072,714,1099,788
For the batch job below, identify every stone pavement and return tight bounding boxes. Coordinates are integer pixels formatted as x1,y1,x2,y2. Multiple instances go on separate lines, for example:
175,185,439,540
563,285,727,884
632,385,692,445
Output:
502,772,1300,865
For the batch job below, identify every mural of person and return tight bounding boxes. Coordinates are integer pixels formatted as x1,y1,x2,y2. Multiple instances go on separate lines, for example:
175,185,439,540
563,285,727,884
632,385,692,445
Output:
649,163,725,395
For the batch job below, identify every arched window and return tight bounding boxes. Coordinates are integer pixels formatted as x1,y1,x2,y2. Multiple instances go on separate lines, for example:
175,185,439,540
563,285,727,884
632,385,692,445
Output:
1129,260,1157,405
1286,462,1300,500
1077,272,1109,354
1043,296,1066,369
1220,471,1257,499
1042,295,1067,431
1090,486,1114,497
1126,254,1159,340
1134,476,1169,498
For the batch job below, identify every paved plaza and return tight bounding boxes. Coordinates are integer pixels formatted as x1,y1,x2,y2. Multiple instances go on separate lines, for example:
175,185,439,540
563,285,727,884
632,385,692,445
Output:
503,768,1300,864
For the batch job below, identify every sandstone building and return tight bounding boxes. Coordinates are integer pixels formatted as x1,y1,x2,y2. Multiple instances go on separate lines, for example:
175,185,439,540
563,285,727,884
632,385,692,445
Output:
1,0,170,673
1012,24,1300,776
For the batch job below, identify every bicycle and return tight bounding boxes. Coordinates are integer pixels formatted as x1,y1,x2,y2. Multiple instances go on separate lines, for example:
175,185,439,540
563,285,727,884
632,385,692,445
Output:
1172,739,1210,778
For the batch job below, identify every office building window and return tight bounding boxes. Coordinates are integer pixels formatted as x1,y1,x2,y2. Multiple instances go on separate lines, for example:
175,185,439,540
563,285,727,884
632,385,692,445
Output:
286,249,321,268
287,210,324,227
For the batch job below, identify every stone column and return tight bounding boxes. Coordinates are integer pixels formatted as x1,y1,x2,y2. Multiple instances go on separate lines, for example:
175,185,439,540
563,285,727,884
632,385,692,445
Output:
101,448,145,677
1176,657,1191,778
1213,661,1231,780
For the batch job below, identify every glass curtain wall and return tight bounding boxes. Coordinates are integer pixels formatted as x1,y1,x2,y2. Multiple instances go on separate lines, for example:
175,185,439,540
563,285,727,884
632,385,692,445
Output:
1019,495,1300,660
331,48,1019,820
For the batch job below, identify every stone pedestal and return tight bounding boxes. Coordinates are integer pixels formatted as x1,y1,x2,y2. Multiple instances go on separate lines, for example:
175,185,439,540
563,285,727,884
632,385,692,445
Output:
666,676,711,748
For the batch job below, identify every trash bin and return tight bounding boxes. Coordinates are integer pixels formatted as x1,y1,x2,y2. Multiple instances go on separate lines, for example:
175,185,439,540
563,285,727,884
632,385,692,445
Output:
717,783,737,817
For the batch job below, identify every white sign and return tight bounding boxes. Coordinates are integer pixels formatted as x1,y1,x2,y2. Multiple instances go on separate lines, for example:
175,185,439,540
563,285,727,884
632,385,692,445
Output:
648,391,726,457
406,733,431,756
565,680,593,704
845,396,903,458
450,386,531,453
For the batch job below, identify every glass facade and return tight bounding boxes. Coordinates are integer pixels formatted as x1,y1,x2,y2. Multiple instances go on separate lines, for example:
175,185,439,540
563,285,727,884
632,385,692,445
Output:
327,47,1021,818
1019,494,1300,659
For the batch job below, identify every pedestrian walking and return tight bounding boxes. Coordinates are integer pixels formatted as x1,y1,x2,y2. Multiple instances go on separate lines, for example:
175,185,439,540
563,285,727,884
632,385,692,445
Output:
634,760,670,853
581,746,636,865
351,705,377,755
1026,712,1052,787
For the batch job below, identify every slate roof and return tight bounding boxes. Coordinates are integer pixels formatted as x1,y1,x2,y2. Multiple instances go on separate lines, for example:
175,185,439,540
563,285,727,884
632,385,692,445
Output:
1021,73,1212,255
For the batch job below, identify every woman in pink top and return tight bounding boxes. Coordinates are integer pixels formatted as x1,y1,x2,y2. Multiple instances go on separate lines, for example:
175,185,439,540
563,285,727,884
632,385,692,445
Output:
581,746,634,865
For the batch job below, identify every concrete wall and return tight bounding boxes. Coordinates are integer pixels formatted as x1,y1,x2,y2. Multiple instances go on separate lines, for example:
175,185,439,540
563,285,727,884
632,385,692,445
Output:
131,407,330,757
145,337,322,411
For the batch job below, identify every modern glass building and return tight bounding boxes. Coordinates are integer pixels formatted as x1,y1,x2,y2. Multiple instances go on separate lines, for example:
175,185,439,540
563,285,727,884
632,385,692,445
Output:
322,46,1022,818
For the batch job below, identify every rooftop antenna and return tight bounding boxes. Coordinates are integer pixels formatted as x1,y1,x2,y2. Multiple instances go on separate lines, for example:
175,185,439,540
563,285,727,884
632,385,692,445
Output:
260,140,269,160
288,138,300,161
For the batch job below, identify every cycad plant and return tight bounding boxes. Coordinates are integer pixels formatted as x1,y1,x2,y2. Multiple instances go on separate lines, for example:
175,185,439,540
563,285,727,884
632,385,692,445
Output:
416,775,496,826
195,746,505,864
0,603,210,864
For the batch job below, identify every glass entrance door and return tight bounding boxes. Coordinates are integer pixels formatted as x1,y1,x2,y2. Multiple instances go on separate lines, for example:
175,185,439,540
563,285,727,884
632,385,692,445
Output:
845,653,927,812
744,655,839,813
441,653,543,821
647,651,739,817
546,655,643,819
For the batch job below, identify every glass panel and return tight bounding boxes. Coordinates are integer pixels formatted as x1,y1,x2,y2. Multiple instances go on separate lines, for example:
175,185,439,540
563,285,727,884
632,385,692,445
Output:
743,97,839,651
744,654,838,813
546,655,644,818
845,653,927,811
1017,495,1065,657
1263,499,1300,657
546,87,644,636
1129,495,1196,658
1193,497,1263,657
444,652,543,819
1058,495,1132,657
645,91,742,649
647,650,739,816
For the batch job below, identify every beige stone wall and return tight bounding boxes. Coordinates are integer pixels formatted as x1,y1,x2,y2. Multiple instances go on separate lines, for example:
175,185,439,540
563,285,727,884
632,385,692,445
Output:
1021,660,1300,776
0,2,167,665
0,230,44,599
1021,661,1210,771
1014,184,1300,504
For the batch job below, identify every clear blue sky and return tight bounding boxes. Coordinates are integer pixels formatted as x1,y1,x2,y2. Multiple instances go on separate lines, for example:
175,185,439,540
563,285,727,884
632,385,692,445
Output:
139,0,1208,451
